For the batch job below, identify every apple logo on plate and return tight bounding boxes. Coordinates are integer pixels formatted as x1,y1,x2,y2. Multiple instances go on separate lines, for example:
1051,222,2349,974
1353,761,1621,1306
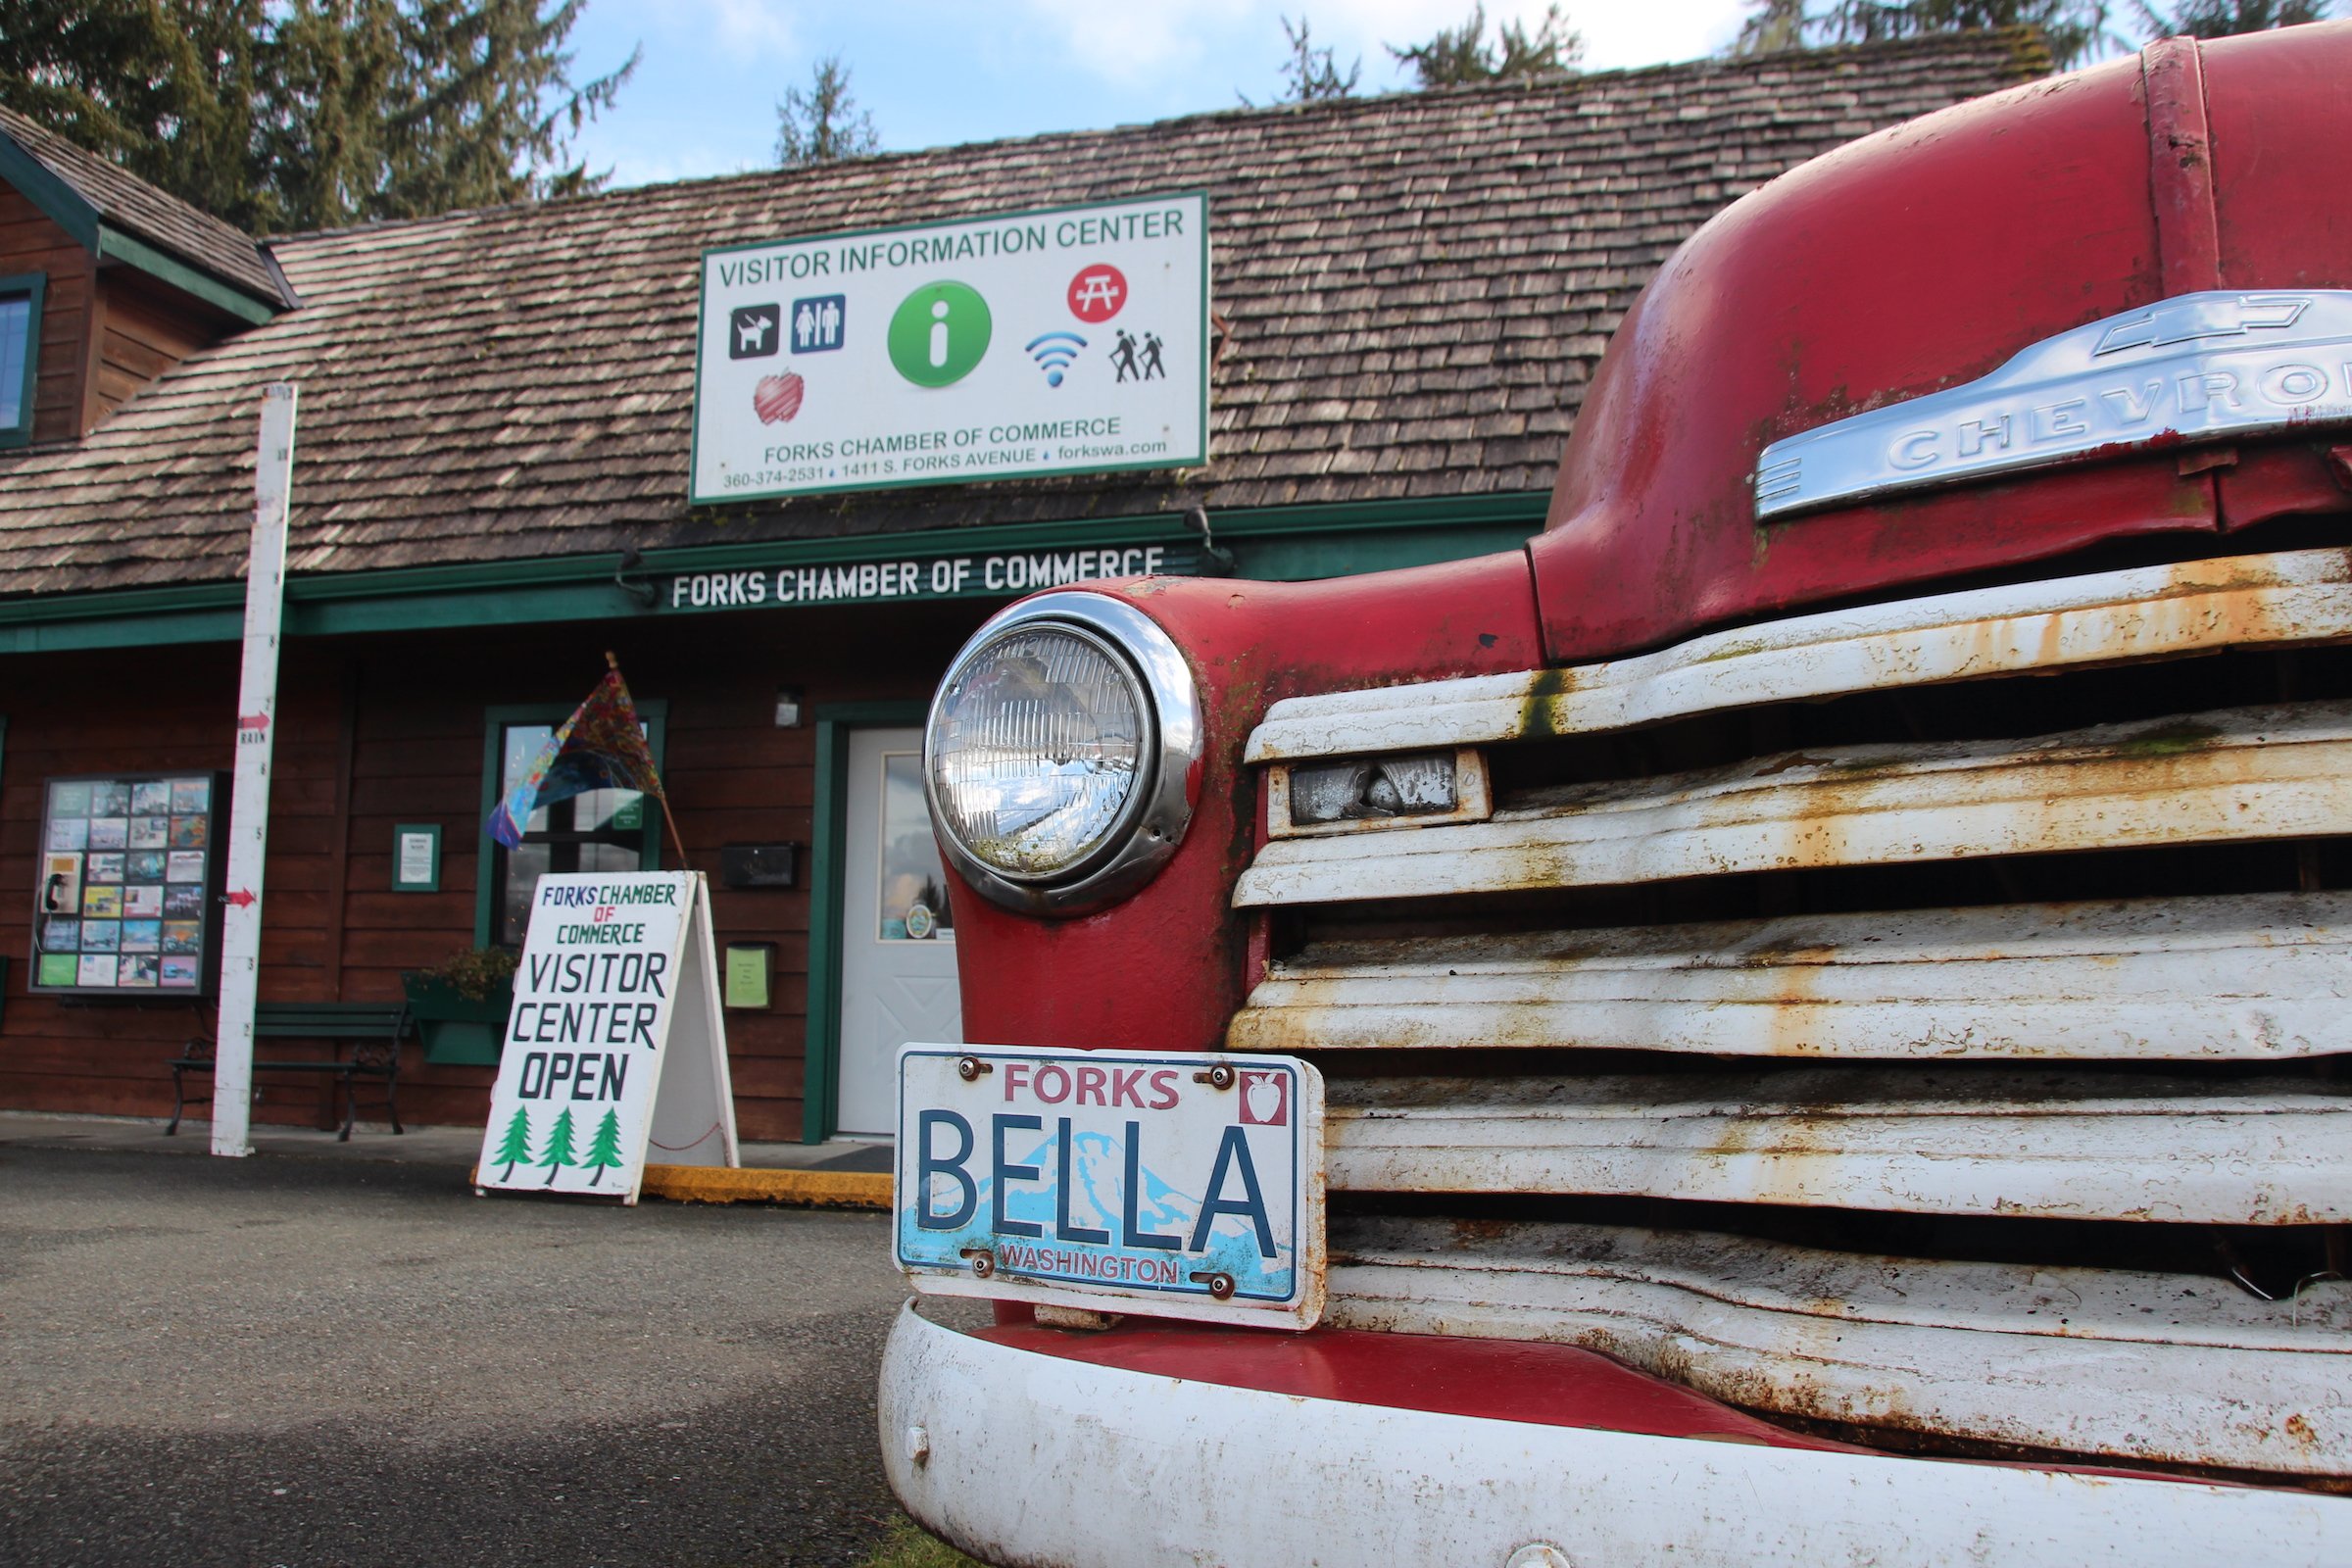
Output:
1239,1070,1288,1127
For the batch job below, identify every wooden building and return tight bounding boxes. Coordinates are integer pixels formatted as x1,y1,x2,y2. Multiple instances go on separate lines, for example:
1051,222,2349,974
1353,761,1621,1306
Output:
0,37,2036,1144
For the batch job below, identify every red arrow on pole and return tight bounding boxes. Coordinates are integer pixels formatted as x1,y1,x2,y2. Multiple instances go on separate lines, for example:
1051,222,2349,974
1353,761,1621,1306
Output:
224,889,258,908
238,712,270,733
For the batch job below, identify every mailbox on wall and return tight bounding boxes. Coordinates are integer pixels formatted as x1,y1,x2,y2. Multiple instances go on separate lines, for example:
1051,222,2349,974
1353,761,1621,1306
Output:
719,843,799,890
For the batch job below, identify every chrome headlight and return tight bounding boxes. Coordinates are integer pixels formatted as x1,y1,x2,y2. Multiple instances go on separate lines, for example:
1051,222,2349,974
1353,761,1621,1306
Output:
925,592,1200,916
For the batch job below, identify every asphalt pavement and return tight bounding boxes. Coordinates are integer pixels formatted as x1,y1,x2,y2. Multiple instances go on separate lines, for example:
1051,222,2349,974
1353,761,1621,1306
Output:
0,1130,966,1567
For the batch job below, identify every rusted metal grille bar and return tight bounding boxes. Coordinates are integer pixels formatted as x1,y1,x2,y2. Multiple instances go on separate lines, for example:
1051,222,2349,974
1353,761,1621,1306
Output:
1236,701,2352,907
1246,547,2352,762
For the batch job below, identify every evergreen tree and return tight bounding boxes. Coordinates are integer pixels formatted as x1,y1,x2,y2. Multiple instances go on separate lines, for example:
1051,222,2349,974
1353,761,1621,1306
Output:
539,1105,577,1185
2131,0,2332,33
1727,0,2117,68
1390,3,1583,88
492,1104,534,1178
580,1108,625,1185
0,0,637,234
773,55,877,166
1273,16,1362,102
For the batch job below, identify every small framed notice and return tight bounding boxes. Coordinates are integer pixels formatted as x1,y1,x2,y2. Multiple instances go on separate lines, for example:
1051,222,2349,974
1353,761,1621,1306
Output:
724,942,773,1010
393,824,441,892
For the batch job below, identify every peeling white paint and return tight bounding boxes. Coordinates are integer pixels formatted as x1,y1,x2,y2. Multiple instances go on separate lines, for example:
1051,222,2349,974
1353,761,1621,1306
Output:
1237,700,2352,906
1323,1068,2352,1224
1228,892,2352,1060
1330,1217,2352,1476
1247,547,2352,761
882,1304,2352,1566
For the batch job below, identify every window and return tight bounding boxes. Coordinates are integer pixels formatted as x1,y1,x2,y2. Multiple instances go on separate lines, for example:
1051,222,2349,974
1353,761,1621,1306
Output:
476,701,666,948
0,272,43,447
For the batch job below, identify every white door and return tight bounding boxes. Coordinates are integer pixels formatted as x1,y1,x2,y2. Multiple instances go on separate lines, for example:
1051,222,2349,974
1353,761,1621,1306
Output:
838,728,961,1136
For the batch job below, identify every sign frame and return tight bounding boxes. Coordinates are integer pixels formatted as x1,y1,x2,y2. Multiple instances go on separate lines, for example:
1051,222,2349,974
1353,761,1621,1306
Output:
475,870,739,1203
690,191,1211,508
392,823,442,892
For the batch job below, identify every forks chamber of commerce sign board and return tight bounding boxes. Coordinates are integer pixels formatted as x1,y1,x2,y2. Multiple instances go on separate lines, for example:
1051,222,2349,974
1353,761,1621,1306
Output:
692,194,1208,505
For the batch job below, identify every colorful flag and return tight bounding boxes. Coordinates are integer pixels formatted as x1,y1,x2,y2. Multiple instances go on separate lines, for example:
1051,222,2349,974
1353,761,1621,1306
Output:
485,669,665,850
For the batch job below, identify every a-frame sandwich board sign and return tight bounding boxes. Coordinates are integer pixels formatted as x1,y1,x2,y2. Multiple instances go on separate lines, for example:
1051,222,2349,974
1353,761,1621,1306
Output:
475,870,738,1203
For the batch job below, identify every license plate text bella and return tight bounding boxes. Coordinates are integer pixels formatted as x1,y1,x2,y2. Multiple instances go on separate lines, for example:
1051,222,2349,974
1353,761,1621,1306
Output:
894,1046,1325,1328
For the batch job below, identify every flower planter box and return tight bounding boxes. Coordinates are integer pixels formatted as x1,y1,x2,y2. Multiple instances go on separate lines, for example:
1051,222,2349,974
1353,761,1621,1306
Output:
400,972,514,1066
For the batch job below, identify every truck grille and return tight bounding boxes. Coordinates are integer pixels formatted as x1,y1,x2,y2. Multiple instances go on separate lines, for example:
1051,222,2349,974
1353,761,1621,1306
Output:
1228,546,2352,1481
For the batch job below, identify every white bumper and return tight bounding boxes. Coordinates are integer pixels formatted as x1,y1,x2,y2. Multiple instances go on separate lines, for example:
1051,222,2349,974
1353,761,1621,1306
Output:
879,1303,2352,1568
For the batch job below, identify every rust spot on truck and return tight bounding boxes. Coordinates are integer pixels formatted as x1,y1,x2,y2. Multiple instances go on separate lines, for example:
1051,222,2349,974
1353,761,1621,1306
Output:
1516,666,1579,741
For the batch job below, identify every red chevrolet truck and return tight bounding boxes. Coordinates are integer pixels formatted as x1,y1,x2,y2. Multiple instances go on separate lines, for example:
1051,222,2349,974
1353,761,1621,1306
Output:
884,26,2352,1565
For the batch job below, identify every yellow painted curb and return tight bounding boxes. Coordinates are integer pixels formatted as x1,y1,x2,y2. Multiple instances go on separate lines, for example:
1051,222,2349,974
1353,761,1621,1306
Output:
640,1162,892,1209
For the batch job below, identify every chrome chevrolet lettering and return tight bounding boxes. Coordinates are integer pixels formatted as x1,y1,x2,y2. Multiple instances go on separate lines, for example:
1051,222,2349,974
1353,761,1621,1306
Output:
1753,290,2352,520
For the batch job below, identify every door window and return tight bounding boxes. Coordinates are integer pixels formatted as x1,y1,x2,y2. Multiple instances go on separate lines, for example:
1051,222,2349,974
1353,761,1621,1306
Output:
877,751,953,942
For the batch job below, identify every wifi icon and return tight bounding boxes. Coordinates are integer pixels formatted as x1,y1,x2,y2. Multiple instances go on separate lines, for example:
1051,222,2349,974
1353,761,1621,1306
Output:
1024,331,1087,387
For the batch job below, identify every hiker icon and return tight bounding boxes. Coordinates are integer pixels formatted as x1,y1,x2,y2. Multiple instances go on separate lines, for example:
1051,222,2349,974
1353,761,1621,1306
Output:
1111,328,1167,382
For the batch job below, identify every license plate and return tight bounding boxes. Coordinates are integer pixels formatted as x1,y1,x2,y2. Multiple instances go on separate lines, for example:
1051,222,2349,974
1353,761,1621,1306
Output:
894,1045,1325,1329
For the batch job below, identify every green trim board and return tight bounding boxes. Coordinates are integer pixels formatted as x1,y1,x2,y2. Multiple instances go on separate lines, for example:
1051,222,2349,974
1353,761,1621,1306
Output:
802,700,927,1144
0,271,45,449
0,132,101,253
0,492,1552,655
471,700,667,949
0,131,284,318
96,225,279,323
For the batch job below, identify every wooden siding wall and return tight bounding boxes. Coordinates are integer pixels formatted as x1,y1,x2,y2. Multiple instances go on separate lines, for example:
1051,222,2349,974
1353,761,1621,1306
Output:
0,188,96,444
0,185,244,442
0,601,992,1142
88,270,236,429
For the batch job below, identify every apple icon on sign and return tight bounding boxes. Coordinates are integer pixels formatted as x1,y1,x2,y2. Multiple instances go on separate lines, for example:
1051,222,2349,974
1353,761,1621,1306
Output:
1245,1072,1285,1126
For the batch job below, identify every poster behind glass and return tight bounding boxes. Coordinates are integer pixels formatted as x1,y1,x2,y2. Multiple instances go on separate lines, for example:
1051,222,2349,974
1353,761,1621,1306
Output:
31,772,226,997
495,723,647,947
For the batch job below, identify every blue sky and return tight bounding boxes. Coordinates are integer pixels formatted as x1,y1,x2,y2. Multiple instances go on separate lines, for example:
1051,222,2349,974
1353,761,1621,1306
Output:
560,1,1755,188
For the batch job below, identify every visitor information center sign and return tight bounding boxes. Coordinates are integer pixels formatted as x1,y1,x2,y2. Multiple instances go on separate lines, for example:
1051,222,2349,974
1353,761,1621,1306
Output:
476,871,737,1204
692,193,1208,505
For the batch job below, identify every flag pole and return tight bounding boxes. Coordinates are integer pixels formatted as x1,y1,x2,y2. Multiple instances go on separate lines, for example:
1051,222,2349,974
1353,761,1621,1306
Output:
607,650,689,867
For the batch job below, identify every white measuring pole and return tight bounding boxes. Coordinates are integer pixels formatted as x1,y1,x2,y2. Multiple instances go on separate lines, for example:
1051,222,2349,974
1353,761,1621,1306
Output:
211,383,298,1157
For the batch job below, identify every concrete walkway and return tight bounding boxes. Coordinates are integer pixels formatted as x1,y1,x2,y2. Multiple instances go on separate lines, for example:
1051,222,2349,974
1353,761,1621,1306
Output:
0,1138,963,1566
0,1109,895,1205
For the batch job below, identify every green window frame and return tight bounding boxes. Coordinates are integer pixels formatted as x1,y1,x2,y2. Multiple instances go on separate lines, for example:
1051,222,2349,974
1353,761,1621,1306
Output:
0,272,45,448
473,699,667,948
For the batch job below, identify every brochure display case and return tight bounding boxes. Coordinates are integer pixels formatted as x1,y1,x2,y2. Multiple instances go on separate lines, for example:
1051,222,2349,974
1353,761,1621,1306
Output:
31,772,227,997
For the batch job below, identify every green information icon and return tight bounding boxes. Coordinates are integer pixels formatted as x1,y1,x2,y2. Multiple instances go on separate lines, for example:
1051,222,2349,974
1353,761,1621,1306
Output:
888,280,992,387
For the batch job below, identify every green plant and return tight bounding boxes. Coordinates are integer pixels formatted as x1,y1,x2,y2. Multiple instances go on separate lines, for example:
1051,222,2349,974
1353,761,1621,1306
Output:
858,1516,989,1568
414,944,517,1002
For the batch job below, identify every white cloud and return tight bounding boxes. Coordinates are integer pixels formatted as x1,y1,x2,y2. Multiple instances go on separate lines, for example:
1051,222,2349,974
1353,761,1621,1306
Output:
659,0,798,60
1008,0,1757,100
1016,0,1262,86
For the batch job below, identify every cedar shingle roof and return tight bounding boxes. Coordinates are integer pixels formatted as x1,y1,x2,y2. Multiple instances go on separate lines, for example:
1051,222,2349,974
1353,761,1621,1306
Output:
0,33,2039,600
0,106,290,308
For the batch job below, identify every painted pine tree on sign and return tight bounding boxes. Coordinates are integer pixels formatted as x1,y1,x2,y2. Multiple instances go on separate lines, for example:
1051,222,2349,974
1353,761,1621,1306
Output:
492,1105,533,1178
539,1107,578,1185
581,1109,625,1185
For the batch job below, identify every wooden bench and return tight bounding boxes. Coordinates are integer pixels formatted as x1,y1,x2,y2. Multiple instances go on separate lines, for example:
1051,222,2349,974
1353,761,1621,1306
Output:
169,1003,413,1141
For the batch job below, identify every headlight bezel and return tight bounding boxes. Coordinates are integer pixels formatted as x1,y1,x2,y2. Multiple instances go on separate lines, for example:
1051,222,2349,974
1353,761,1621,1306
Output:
923,592,1201,918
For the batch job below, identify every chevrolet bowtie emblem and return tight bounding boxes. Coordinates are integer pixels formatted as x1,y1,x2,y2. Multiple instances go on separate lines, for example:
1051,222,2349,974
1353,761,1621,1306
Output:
2093,292,2310,355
